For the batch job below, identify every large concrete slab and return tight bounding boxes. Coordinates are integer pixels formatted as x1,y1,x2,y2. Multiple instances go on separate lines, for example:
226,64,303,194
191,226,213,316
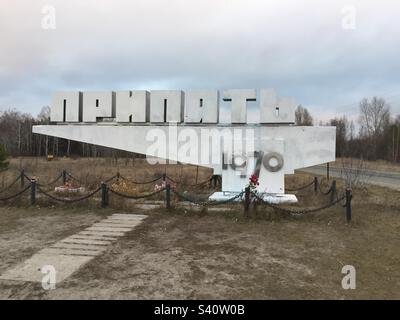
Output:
39,248,101,257
85,226,132,233
111,213,148,219
102,219,142,226
91,223,138,229
72,234,118,241
79,230,125,237
51,242,106,251
61,238,112,246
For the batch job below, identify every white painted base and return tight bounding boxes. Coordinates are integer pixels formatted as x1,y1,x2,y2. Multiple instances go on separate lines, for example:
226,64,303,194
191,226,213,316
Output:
209,192,297,204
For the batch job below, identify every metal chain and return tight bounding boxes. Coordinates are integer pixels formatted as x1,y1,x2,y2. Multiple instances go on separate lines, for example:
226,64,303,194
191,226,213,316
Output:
37,185,101,203
170,175,214,188
118,175,163,185
0,185,31,201
0,175,20,194
317,180,333,195
285,180,314,192
172,189,244,207
108,187,165,199
252,192,346,216
66,172,83,184
36,173,63,187
104,175,118,184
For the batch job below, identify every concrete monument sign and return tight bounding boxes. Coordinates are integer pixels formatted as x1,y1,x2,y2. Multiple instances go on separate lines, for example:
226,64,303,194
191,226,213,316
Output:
32,88,336,203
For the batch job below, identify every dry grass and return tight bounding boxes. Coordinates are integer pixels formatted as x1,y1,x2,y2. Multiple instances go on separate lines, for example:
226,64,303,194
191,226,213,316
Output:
332,157,400,173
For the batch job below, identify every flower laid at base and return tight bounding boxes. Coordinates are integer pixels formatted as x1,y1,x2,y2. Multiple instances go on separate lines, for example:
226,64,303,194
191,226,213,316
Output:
55,182,86,194
248,174,260,190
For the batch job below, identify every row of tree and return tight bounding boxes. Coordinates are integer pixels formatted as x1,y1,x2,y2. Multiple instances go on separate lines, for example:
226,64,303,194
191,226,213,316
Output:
0,106,135,159
295,97,400,162
0,97,399,162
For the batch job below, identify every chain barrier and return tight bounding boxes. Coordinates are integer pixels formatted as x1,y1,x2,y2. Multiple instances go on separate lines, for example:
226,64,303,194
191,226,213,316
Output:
172,189,244,207
317,179,333,195
37,173,63,187
118,175,163,185
37,185,102,203
0,185,31,201
0,175,20,194
285,180,315,192
104,174,118,184
166,175,214,188
108,187,165,199
252,192,346,216
66,172,83,184
23,172,32,182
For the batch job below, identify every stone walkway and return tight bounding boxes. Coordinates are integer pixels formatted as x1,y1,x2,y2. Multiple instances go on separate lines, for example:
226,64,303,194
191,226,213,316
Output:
0,213,147,283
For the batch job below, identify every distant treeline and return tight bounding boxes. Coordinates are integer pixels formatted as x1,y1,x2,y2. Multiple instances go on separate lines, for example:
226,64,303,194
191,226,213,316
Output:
0,97,399,162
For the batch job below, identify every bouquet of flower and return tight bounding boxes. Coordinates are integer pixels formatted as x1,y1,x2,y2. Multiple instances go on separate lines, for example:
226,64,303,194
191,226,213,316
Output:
154,180,176,192
248,174,259,190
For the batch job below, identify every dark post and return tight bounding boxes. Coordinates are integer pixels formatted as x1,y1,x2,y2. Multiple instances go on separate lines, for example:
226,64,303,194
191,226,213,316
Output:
30,179,36,205
162,173,166,182
101,182,108,208
244,187,250,216
166,183,171,209
20,169,25,188
116,172,120,182
345,188,352,223
314,177,318,194
330,180,337,203
327,163,330,180
62,170,67,185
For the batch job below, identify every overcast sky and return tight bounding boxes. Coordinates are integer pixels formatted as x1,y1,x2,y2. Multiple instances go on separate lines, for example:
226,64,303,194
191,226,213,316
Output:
0,0,399,123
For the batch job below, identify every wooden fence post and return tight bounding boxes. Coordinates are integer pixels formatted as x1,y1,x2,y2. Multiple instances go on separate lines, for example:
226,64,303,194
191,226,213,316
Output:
30,179,36,205
166,183,171,210
101,182,108,208
62,170,67,185
330,180,337,203
314,177,318,194
244,187,250,216
345,188,352,223
20,169,25,188
327,163,330,180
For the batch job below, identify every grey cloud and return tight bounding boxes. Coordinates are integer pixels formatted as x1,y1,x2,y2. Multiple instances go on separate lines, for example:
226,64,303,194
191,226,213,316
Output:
0,0,399,119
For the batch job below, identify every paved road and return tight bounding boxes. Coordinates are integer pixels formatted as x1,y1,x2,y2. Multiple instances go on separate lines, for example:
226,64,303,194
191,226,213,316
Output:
298,165,400,191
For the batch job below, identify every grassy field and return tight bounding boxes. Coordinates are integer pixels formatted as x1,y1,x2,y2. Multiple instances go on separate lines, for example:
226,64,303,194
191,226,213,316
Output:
331,157,400,173
0,157,399,299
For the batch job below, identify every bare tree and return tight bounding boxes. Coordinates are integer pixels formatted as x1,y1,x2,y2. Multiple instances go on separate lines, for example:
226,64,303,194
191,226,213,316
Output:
359,97,391,158
295,105,313,126
330,116,349,157
340,157,372,190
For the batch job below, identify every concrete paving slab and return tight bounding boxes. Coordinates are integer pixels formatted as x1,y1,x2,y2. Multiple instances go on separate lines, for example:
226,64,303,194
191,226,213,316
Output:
91,223,137,229
108,216,146,220
102,219,142,226
0,253,93,283
39,248,101,257
79,230,125,237
61,238,111,246
51,242,106,251
73,233,118,241
111,214,147,220
86,226,132,233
